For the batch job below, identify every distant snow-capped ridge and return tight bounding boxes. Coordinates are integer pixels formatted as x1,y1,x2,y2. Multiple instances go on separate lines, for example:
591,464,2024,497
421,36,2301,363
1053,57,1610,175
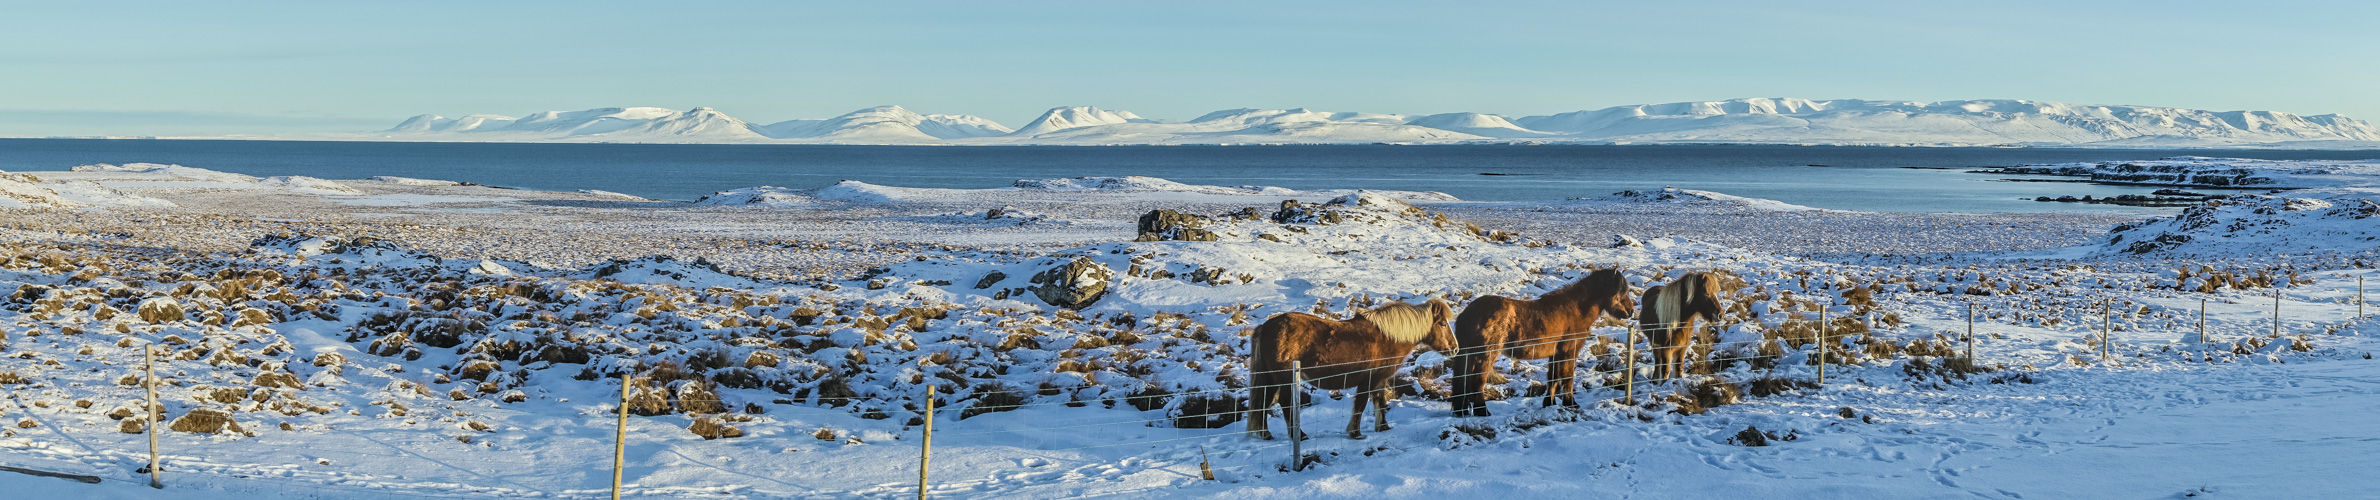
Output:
373,98,2380,147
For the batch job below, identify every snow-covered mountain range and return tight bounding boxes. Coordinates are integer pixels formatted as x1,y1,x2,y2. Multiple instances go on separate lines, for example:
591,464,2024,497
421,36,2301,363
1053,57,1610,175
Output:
369,98,2380,148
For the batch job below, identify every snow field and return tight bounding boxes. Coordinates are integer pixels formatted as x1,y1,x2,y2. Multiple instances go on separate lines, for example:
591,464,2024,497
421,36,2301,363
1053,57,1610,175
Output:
1,159,2378,497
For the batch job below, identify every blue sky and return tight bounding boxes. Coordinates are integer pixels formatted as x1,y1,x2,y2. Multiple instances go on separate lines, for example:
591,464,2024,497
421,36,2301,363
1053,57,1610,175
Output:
1,0,2373,136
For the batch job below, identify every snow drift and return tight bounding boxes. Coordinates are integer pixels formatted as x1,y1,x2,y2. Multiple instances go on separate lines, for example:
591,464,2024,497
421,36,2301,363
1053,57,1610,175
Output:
2100,191,2380,258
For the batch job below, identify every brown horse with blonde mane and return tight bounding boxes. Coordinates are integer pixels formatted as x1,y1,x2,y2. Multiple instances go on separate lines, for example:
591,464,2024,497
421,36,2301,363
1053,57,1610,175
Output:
1247,299,1457,440
1451,268,1635,416
1640,271,1726,381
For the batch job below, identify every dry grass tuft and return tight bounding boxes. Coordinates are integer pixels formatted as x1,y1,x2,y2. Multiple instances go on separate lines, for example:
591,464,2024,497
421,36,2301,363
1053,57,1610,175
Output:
1743,376,1819,397
688,417,744,439
168,409,243,435
1669,377,1743,415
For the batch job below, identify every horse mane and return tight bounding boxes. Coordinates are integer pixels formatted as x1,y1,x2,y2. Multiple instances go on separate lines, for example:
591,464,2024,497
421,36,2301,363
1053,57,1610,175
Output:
1542,268,1628,302
1357,301,1438,343
1654,271,1720,324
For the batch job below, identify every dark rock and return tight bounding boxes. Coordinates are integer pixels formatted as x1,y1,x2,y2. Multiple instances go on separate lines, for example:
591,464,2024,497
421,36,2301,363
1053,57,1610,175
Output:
1028,257,1113,309
1731,425,1768,446
1270,200,1343,225
1172,394,1242,429
1136,209,1217,242
974,271,1006,289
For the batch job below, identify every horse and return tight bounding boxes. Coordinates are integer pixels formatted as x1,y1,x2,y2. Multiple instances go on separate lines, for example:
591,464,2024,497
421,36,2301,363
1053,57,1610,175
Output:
1247,299,1457,440
1450,268,1635,416
1640,271,1726,381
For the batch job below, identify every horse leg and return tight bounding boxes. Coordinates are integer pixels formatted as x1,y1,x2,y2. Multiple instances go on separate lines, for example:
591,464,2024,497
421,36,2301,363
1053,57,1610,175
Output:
1659,329,1681,381
1472,350,1501,417
1449,351,1471,417
1447,347,1466,419
1372,384,1393,433
1652,342,1670,382
1346,382,1368,439
1548,342,1581,408
1650,327,1671,381
1247,382,1274,441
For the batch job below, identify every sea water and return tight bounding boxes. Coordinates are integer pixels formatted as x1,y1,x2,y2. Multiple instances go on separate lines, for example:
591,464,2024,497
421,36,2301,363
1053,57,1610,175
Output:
2,139,2371,213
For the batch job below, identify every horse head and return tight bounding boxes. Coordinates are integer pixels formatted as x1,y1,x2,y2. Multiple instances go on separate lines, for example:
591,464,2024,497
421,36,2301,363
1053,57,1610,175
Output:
1691,272,1728,317
1586,268,1637,321
1419,298,1459,353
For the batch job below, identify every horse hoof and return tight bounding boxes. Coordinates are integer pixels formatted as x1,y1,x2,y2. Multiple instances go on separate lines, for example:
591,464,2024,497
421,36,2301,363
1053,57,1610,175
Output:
1252,432,1275,441
1475,408,1493,417
1348,432,1365,440
1374,425,1393,433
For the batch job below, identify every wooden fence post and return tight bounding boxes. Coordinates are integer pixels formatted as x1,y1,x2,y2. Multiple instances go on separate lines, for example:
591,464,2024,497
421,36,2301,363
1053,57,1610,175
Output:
2273,288,2282,338
612,373,630,500
1816,309,1828,385
1288,361,1304,472
144,344,162,489
1965,302,1976,361
2198,298,2207,345
918,387,934,500
2100,300,2112,361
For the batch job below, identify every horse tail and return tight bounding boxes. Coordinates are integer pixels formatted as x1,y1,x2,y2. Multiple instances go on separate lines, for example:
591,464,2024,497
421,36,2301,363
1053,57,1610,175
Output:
1248,314,1304,416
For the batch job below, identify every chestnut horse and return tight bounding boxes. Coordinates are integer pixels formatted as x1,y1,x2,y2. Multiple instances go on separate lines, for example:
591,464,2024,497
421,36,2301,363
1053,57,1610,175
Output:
1451,268,1635,416
1640,271,1726,381
1247,299,1456,440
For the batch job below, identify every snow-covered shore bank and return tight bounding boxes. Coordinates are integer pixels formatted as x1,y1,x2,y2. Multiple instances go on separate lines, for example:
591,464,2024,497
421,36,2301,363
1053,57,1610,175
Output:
1,160,2376,498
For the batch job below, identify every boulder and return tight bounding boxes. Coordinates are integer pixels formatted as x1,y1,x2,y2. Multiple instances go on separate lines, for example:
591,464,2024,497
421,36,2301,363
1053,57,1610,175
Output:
1029,257,1113,309
1135,209,1217,242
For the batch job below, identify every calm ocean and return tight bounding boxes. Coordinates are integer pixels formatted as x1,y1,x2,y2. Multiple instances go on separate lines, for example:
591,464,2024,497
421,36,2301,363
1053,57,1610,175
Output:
2,139,2372,213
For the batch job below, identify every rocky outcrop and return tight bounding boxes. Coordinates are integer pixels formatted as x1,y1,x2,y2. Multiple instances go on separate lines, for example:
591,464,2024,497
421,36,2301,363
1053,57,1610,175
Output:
1029,257,1113,309
1269,200,1344,225
1135,209,1217,242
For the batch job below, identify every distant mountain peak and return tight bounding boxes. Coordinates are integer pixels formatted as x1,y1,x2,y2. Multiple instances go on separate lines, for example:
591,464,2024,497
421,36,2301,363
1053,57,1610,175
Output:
1012,106,1145,136
369,99,2378,147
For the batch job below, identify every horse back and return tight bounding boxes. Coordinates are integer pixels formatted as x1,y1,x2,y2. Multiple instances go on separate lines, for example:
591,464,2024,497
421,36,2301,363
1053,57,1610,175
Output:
1454,295,1522,347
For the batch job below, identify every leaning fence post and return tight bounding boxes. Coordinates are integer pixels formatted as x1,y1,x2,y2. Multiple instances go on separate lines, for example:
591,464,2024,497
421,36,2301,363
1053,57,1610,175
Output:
1288,361,1304,472
612,373,630,500
144,344,162,489
918,387,934,500
1622,325,1637,405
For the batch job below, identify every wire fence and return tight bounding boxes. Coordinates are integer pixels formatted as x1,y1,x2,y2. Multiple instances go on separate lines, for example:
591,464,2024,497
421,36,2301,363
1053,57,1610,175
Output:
1,274,2370,498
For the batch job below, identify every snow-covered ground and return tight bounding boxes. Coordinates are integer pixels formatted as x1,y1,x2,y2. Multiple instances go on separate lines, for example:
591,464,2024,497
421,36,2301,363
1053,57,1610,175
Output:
1,159,2376,498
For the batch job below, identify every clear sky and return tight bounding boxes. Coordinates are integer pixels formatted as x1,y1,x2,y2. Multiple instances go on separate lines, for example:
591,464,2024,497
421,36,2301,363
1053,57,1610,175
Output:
2,0,2373,137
